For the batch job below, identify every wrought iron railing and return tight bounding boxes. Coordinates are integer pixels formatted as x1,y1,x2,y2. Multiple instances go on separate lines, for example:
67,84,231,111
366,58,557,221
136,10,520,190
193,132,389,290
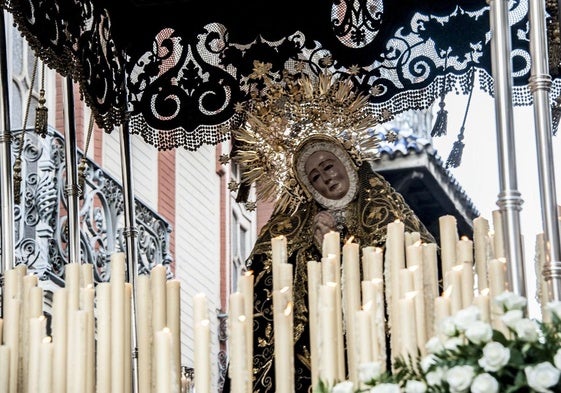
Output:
10,127,173,289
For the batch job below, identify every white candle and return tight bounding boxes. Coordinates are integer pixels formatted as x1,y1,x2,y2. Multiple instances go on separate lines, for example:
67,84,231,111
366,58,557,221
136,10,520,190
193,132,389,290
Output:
434,294,451,335
449,266,463,315
461,261,474,308
361,246,383,281
422,243,439,339
52,289,67,393
80,263,94,288
320,253,344,380
405,242,423,268
386,220,405,366
439,215,458,287
155,328,172,393
355,309,373,364
342,240,361,385
492,210,505,259
73,310,88,393
151,264,168,333
473,289,491,323
399,268,414,297
111,253,126,393
229,317,248,393
278,263,293,293
307,261,321,387
81,285,95,393
488,258,507,330
473,216,490,292
399,293,418,359
271,235,287,292
0,345,10,393
23,274,39,393
28,316,46,393
166,279,181,393
38,338,53,393
193,293,209,322
238,271,254,392
194,320,211,393
322,231,340,261
96,283,111,393
273,289,294,393
137,275,153,393
124,283,132,393
456,237,473,264
318,284,338,386
408,266,426,354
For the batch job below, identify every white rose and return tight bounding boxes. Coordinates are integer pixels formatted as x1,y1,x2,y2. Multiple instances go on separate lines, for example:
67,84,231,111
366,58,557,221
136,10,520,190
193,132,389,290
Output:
439,316,458,337
514,318,539,342
501,309,523,328
465,321,493,344
446,365,475,393
493,291,526,312
443,336,464,351
359,361,383,383
454,306,481,331
369,383,401,393
470,373,499,393
478,342,510,372
405,380,426,393
503,292,527,310
546,301,561,320
554,348,561,370
420,354,437,373
525,362,561,393
332,380,354,393
425,336,444,354
426,367,446,386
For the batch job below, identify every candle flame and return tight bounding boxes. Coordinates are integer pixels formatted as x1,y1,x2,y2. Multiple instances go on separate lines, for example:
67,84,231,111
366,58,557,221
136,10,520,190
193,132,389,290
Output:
238,315,246,323
375,247,383,254
413,240,422,247
443,287,452,297
326,282,338,288
200,319,210,327
460,235,470,241
408,265,419,273
42,336,52,344
405,291,417,300
453,265,464,272
244,270,254,277
280,286,290,294
480,288,490,296
284,302,293,316
363,300,373,311
345,236,355,245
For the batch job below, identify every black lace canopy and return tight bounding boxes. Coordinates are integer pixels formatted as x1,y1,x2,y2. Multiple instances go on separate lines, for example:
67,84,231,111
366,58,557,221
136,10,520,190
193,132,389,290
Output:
2,0,561,150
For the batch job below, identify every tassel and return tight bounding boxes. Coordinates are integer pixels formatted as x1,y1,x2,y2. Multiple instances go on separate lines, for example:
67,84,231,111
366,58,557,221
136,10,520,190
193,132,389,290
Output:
78,158,87,199
552,96,561,136
13,157,22,205
34,88,48,138
431,98,448,137
446,128,465,168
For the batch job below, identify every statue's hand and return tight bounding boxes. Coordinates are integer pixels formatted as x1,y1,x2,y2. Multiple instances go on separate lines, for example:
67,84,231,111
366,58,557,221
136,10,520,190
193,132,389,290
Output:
312,211,336,249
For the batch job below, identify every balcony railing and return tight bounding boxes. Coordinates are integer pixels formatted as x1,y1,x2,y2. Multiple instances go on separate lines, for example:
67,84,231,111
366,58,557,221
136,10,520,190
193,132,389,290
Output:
10,127,173,295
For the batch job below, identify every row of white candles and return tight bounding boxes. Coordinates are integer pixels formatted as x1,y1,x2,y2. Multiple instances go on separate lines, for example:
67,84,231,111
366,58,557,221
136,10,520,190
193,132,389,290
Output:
0,210,512,393
0,253,185,393
261,212,511,390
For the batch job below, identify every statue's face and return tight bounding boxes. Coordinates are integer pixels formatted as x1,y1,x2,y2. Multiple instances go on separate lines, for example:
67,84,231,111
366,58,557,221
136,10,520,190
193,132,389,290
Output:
304,150,350,200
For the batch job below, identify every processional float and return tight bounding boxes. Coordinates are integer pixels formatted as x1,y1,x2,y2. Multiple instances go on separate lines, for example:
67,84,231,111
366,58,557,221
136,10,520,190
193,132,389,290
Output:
0,0,561,391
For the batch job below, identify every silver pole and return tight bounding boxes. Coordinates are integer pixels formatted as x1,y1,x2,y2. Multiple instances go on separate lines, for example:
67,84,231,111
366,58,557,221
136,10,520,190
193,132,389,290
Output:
62,77,81,264
119,122,139,393
529,0,561,300
0,11,14,276
489,0,527,296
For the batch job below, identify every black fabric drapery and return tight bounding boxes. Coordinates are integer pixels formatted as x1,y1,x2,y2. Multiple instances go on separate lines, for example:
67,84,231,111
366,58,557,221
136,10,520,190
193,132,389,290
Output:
2,0,559,150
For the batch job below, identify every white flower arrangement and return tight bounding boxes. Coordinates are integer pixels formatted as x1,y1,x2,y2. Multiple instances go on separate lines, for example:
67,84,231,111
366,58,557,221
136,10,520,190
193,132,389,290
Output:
317,292,561,393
